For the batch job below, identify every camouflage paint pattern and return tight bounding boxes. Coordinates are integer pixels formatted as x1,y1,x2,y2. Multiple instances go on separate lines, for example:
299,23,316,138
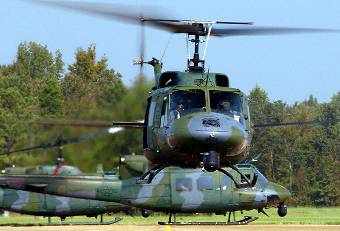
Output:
0,164,130,218
0,164,290,214
0,187,125,217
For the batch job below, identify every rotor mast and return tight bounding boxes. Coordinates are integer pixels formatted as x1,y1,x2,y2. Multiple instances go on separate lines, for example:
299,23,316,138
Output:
186,22,213,72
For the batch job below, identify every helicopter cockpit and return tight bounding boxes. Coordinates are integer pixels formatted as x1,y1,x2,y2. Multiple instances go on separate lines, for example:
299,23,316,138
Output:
170,89,206,120
167,88,245,125
209,90,244,124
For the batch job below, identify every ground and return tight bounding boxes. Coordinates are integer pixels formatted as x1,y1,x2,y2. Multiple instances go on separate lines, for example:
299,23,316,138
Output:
0,207,339,230
0,225,340,231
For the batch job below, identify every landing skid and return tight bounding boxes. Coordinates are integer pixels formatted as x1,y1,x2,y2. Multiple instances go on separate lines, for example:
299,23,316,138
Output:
158,216,258,225
0,217,123,226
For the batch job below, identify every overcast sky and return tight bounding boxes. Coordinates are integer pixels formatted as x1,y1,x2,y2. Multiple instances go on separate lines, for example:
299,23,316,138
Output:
1,0,340,104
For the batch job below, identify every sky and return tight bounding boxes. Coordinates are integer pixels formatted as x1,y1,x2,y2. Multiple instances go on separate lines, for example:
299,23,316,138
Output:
1,0,340,104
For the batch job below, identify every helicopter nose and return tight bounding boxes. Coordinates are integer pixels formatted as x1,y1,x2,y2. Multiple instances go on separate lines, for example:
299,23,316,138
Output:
173,112,247,153
266,183,291,205
189,113,246,147
276,185,291,202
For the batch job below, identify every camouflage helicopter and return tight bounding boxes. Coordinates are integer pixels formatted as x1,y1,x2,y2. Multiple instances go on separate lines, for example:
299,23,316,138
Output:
0,120,290,224
0,154,291,225
34,1,339,185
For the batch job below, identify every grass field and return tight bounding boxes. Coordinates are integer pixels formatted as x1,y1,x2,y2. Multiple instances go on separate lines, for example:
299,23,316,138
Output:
0,207,339,226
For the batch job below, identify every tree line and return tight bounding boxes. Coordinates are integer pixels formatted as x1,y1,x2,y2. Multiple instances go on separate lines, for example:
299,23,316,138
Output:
0,42,339,206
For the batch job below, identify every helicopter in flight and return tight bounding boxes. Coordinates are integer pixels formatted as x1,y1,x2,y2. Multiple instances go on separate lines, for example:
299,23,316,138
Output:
32,1,339,185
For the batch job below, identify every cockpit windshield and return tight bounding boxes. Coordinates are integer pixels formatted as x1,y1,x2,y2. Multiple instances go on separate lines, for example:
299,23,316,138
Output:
253,167,269,187
209,90,244,123
170,89,205,119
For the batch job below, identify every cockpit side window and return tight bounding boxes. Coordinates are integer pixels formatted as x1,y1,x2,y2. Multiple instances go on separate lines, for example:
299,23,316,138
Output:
147,100,156,127
169,89,205,120
160,97,168,127
176,178,192,191
197,176,215,191
209,90,244,124
241,174,252,184
253,167,269,187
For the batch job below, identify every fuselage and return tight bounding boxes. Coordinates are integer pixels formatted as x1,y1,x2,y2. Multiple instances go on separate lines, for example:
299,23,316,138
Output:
0,164,290,214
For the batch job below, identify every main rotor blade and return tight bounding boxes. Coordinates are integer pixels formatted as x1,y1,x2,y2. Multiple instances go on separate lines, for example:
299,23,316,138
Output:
36,119,145,128
0,127,123,156
31,1,250,34
253,119,338,128
211,26,339,37
63,127,123,145
33,1,338,37
32,0,185,32
0,144,53,156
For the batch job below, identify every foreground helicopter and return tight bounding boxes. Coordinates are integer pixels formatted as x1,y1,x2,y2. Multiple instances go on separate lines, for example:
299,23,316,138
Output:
33,0,339,185
0,156,291,224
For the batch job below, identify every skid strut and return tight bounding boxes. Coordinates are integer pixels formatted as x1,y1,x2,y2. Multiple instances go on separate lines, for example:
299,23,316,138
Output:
136,163,257,187
136,164,170,184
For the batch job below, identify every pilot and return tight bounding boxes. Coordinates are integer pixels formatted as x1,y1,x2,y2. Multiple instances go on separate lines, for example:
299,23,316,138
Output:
218,100,231,112
170,101,185,121
175,101,185,118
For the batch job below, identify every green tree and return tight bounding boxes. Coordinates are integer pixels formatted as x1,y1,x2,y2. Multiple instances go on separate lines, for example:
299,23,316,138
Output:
0,74,38,167
39,78,64,117
62,44,126,119
14,42,63,80
248,86,274,178
0,42,65,168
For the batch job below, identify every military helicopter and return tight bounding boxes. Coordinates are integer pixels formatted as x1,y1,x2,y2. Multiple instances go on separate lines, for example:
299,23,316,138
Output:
0,132,290,225
0,154,291,225
33,0,339,185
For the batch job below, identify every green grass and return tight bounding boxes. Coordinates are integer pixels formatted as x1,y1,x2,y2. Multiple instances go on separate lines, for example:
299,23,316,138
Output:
0,207,339,225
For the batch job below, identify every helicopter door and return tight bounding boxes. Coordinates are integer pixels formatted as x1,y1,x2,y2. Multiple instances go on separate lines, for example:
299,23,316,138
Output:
170,172,195,210
149,95,166,151
221,175,239,209
170,171,220,211
158,96,169,148
143,98,151,149
146,98,157,149
195,173,221,208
